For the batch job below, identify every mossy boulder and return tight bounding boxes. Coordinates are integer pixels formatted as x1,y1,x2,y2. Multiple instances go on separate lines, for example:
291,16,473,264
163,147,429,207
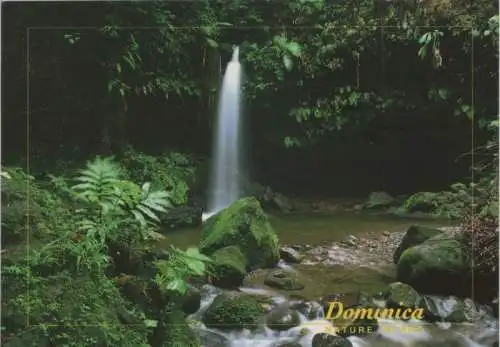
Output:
202,292,263,331
210,245,247,288
393,225,443,263
385,282,422,309
264,269,305,291
265,307,301,331
312,333,353,347
396,233,471,297
200,197,280,270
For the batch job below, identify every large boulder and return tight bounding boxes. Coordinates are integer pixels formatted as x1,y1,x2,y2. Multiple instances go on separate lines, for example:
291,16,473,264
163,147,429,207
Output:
312,333,353,347
385,282,422,309
396,233,471,297
200,197,280,270
210,246,247,288
265,306,301,331
264,269,305,291
393,225,443,263
202,292,263,331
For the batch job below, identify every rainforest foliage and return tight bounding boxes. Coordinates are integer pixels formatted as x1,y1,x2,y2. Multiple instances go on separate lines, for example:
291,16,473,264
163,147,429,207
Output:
1,1,499,346
3,0,498,195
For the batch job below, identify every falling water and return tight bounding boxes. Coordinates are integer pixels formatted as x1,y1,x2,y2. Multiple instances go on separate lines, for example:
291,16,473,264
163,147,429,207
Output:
204,46,242,220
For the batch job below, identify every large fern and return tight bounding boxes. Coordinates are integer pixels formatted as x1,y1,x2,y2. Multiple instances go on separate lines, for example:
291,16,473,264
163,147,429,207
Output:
71,156,123,214
71,157,172,227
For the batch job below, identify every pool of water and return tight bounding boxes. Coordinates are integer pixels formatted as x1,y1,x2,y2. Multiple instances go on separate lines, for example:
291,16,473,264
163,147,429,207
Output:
158,211,454,249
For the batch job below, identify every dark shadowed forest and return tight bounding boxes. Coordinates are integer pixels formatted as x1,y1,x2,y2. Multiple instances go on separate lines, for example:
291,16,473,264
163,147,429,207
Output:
1,1,499,347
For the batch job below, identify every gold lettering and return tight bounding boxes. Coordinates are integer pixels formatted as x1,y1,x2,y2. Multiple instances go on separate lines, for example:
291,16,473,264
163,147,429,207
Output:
394,305,404,319
401,309,412,319
348,326,358,333
353,308,374,320
343,308,355,319
376,308,395,319
326,302,344,320
411,308,425,320
326,301,426,324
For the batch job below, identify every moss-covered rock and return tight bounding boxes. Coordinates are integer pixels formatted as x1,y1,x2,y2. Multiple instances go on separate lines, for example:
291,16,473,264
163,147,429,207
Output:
396,233,471,297
202,292,263,331
264,269,305,291
210,245,247,288
385,282,422,309
200,197,280,270
265,307,301,331
393,225,442,263
312,333,353,347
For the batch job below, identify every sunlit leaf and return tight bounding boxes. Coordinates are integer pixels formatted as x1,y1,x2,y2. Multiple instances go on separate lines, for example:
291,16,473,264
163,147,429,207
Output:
286,42,301,57
283,55,293,71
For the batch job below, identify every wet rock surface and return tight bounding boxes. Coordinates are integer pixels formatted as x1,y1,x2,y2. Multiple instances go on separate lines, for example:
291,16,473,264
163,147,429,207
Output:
264,269,305,291
311,333,353,347
283,226,457,269
265,306,301,331
279,246,304,263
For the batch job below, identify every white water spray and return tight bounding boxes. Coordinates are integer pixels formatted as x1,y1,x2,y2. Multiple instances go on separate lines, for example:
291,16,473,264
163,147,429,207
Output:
204,46,243,221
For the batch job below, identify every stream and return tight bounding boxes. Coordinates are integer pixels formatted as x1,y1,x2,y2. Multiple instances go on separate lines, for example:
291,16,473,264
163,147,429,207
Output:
163,212,498,347
188,283,498,347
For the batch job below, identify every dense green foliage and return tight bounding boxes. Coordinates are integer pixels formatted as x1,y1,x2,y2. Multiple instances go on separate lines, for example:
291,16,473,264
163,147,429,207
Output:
1,158,210,346
3,0,498,195
1,1,498,345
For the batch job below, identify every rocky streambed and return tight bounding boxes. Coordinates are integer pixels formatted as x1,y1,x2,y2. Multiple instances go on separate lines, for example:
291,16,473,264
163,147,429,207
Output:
185,279,498,347
181,197,498,347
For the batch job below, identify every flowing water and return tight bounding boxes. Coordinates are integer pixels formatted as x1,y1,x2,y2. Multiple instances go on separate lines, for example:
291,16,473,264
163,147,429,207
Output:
161,212,497,346
205,46,242,219
189,284,498,347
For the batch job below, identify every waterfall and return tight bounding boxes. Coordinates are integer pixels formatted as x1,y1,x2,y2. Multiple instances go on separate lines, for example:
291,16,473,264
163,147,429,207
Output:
204,46,242,220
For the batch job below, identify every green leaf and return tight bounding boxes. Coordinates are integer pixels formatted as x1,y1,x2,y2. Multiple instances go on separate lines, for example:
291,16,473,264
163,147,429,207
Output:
136,205,160,221
144,319,158,328
437,89,448,100
286,42,302,57
166,279,188,294
185,247,212,262
418,46,427,59
185,259,205,275
283,55,293,71
206,38,218,48
132,210,147,226
418,32,431,44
